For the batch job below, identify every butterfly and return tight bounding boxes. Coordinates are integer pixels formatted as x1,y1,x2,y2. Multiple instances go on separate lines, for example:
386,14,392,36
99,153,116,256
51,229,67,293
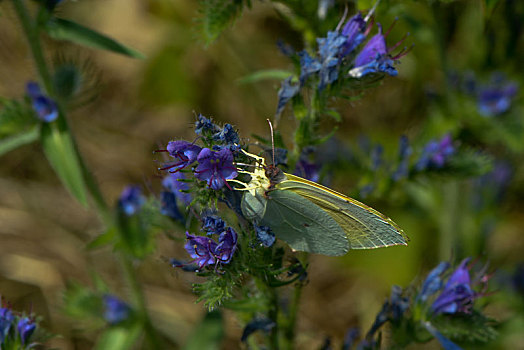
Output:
238,150,408,256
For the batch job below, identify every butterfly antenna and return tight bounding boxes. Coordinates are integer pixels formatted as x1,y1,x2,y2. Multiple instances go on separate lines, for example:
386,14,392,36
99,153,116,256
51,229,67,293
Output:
267,119,276,166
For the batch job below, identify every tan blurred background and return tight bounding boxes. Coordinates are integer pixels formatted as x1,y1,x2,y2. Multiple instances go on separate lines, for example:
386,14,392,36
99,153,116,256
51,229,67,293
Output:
1,0,522,349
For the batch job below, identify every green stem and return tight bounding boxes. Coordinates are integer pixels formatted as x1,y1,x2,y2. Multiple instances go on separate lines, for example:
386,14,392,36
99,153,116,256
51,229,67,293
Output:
11,0,53,92
120,254,162,349
282,280,303,350
439,181,460,260
13,2,158,348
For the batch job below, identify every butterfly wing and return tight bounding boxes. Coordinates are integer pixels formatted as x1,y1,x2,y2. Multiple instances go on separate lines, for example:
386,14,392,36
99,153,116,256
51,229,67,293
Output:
278,174,408,249
242,187,349,256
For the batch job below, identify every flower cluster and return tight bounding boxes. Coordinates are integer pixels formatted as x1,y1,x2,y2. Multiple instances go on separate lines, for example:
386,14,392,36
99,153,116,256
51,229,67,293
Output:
342,258,493,350
277,7,411,115
415,134,455,171
0,306,38,349
182,216,238,270
418,258,488,315
25,81,58,122
449,71,519,117
158,117,239,191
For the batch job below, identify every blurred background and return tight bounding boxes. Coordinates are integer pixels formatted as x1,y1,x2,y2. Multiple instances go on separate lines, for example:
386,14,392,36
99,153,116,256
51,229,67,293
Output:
0,0,523,348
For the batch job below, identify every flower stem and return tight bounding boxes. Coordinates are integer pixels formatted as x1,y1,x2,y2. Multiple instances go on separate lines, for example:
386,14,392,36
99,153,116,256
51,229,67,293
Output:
12,2,159,348
120,253,163,349
11,0,53,92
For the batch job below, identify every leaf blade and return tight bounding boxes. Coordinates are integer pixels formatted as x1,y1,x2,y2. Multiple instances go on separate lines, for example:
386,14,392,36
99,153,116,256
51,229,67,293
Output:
45,18,145,59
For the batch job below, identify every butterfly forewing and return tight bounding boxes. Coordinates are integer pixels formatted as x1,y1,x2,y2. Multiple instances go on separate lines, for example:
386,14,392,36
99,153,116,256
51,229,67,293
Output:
277,174,407,249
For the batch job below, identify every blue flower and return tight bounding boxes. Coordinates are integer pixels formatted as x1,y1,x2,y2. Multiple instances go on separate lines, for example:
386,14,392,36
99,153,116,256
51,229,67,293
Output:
184,233,218,269
213,123,240,146
367,285,409,337
431,258,477,315
317,31,347,89
255,225,275,247
202,215,226,235
162,171,191,205
118,185,145,216
0,307,14,341
215,227,238,264
298,51,322,84
241,317,276,343
17,317,36,345
194,148,238,190
103,295,131,325
415,134,454,171
25,81,58,122
160,191,184,221
294,158,320,182
341,13,367,55
276,77,300,116
348,22,410,78
195,114,220,135
417,261,450,303
477,77,518,117
370,144,383,171
160,141,202,173
392,135,412,181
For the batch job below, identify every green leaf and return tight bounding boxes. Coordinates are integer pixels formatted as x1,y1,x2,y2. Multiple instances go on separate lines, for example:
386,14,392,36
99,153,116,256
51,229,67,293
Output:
95,325,143,350
183,311,224,350
198,0,247,45
432,311,498,344
237,70,294,84
40,120,89,207
45,18,145,59
0,98,38,137
0,126,39,157
87,227,117,250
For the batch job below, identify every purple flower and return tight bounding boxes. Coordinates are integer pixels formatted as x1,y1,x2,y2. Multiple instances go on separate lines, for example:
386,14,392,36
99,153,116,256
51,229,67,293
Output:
17,317,36,345
103,295,131,325
202,215,226,235
118,185,145,216
194,148,238,190
184,233,218,269
415,134,455,171
294,158,320,182
215,227,238,263
431,258,477,315
160,141,202,173
0,307,14,340
477,79,518,117
25,81,58,122
162,171,191,205
255,225,275,247
195,114,220,135
341,13,367,55
348,22,410,78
